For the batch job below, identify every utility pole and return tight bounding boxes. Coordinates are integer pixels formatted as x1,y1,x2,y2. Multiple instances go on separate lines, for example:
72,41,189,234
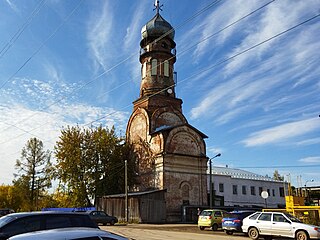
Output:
125,160,128,222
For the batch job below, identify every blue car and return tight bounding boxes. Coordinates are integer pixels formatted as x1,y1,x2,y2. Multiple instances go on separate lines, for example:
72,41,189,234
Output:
222,210,255,235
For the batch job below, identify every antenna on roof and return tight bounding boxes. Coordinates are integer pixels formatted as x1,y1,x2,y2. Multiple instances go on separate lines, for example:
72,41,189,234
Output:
154,0,163,14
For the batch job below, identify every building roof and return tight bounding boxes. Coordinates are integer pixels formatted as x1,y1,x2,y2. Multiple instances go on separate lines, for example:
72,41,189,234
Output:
152,123,208,138
101,189,167,198
211,166,283,182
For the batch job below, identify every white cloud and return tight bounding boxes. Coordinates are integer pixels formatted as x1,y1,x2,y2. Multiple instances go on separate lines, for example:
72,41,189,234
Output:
123,2,146,51
0,71,130,185
296,138,320,146
242,118,320,147
207,146,223,157
123,2,150,82
87,1,114,73
192,0,261,61
0,105,61,185
0,102,129,185
299,156,320,163
5,0,18,12
190,21,320,123
224,0,319,75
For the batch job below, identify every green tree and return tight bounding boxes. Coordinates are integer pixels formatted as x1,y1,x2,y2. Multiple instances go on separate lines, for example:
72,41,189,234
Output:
54,125,137,207
273,170,284,181
14,137,53,211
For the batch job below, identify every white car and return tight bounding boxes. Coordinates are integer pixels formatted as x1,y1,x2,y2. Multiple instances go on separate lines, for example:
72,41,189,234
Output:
8,227,128,240
242,212,320,240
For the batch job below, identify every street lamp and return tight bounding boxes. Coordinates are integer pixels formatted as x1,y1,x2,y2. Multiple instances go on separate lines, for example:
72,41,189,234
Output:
209,153,221,208
304,179,314,203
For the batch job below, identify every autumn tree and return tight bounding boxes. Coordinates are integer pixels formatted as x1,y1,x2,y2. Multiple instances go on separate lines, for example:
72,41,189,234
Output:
54,125,137,207
0,185,14,209
14,137,53,211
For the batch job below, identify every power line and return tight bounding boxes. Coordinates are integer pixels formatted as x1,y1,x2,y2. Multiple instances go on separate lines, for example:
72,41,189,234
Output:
1,5,319,184
3,2,317,148
0,0,84,90
1,4,319,154
93,0,275,103
0,0,223,139
87,12,320,128
0,0,47,60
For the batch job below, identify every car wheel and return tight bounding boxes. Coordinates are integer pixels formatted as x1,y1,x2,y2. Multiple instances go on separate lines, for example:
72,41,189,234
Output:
212,224,218,231
226,230,233,235
199,226,205,230
296,230,309,240
110,220,115,226
248,227,259,240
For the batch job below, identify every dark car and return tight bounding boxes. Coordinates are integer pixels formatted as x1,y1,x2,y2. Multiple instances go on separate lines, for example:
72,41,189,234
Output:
0,211,98,240
8,227,128,240
222,210,255,235
86,210,118,226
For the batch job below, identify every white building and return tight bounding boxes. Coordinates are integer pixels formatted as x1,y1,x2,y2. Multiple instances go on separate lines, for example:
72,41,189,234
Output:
210,166,287,208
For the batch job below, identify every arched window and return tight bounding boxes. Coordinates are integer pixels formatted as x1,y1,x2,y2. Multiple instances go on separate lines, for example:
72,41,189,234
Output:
180,181,191,200
164,60,169,77
181,184,189,199
151,59,157,75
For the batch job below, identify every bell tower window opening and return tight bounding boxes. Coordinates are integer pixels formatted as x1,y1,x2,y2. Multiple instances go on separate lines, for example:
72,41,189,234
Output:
151,59,157,75
142,62,146,78
164,60,169,77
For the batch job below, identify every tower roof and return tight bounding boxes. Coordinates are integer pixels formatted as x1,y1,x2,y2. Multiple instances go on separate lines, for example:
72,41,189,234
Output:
141,13,175,41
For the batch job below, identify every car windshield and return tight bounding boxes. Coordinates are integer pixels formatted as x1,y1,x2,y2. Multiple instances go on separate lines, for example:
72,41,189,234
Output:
0,215,14,227
284,213,302,223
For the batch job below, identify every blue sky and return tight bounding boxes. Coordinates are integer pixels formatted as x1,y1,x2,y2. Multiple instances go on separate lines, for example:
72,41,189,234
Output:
0,0,319,189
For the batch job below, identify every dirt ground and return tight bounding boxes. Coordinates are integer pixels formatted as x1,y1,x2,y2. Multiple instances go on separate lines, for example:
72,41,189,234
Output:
101,224,248,240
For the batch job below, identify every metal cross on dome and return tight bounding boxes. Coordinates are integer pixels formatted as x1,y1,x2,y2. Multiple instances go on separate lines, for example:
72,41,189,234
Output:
154,0,163,14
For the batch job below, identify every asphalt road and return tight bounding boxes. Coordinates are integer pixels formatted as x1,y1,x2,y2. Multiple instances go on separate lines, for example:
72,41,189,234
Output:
100,224,250,240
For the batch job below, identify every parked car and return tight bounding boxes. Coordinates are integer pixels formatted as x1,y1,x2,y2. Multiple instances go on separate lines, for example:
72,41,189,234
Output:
222,210,255,235
242,211,320,240
8,227,128,240
86,210,118,226
0,211,98,240
198,209,226,231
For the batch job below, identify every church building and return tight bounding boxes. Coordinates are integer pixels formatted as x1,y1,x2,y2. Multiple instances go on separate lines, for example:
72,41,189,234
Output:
126,2,208,222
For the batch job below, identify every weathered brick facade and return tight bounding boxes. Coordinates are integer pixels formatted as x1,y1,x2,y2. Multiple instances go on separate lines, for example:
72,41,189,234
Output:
126,11,208,222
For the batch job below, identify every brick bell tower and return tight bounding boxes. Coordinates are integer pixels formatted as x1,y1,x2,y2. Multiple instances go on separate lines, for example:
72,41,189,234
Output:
126,1,208,222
